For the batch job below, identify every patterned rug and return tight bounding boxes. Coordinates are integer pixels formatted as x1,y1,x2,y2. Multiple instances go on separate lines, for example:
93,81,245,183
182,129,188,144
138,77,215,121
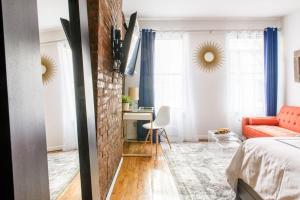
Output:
48,150,80,200
161,142,239,200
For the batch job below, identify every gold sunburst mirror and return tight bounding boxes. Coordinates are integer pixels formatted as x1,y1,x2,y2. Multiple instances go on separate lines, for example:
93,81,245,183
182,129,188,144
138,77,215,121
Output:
193,41,224,72
41,55,56,85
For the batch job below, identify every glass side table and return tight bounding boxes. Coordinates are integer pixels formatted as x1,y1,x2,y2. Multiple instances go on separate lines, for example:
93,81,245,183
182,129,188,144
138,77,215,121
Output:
208,130,242,148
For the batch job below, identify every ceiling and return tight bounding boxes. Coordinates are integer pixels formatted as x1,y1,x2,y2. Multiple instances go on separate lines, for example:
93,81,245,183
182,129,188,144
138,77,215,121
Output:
123,0,300,19
37,0,300,31
37,0,69,31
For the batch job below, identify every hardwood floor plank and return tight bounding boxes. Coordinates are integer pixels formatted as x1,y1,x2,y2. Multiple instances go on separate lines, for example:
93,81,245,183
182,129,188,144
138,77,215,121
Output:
110,143,180,200
57,173,81,200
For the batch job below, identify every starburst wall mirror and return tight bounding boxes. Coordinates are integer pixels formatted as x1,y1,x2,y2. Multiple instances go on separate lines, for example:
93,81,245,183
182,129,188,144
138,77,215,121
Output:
41,55,56,85
193,41,224,72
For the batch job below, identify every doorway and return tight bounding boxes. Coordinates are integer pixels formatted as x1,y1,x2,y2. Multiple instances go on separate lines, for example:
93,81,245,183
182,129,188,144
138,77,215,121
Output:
37,0,81,199
0,0,99,199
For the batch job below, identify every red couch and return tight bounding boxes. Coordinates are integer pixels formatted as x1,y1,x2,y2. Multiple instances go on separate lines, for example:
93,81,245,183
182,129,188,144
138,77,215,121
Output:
243,106,300,139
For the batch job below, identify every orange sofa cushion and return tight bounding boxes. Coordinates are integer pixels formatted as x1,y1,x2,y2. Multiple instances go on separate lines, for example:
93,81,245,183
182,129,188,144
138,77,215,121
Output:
277,106,300,133
244,125,300,138
244,126,272,138
249,117,278,126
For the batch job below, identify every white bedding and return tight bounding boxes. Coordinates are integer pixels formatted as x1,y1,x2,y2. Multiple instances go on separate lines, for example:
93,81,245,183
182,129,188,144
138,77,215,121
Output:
226,137,300,200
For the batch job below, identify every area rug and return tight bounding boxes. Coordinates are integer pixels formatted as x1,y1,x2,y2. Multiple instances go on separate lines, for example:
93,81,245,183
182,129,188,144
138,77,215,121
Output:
161,142,239,200
48,150,79,200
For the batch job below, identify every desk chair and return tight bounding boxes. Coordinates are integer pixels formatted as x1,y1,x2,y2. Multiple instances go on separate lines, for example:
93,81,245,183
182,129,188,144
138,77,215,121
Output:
143,106,172,152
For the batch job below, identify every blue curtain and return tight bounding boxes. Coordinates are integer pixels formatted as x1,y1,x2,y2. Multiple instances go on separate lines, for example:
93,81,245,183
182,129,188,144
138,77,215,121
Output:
137,29,158,142
264,27,278,116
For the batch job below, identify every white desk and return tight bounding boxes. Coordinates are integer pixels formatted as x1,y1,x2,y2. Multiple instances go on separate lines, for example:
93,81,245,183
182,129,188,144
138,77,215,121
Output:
122,110,154,157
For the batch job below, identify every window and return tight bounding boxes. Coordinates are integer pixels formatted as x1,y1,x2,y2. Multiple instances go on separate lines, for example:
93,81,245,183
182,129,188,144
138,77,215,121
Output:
154,33,184,110
154,33,191,142
226,32,265,130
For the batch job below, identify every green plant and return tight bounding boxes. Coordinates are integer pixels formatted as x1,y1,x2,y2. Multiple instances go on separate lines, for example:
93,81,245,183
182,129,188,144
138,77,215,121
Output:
122,95,132,104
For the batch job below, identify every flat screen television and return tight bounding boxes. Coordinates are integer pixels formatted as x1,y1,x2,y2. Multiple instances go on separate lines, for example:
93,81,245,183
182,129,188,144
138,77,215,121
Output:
120,12,141,76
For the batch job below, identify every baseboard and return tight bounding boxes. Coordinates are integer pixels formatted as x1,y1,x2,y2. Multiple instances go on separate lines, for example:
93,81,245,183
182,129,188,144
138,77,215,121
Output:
106,157,123,200
47,145,63,152
47,144,78,152
198,134,208,140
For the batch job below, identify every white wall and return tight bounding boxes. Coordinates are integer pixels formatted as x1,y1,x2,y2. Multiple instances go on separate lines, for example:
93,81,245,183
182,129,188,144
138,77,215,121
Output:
125,18,281,139
40,41,65,151
124,47,141,139
283,11,300,106
40,28,66,43
40,28,78,151
187,32,227,137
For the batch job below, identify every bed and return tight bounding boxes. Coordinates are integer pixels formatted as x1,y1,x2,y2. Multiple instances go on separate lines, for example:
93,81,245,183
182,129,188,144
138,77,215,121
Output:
226,137,300,200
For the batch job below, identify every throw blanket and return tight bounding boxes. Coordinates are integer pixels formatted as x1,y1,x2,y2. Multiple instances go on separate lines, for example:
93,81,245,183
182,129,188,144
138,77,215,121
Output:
226,137,300,200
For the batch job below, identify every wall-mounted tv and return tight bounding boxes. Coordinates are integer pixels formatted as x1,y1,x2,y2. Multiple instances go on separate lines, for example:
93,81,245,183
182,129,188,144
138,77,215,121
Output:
120,12,141,76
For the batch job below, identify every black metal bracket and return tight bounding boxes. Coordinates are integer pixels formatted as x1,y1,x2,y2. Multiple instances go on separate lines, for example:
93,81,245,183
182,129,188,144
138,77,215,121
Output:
111,26,123,71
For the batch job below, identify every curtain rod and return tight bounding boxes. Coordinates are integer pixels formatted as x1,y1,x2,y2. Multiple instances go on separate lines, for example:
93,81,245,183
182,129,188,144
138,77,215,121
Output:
150,28,281,33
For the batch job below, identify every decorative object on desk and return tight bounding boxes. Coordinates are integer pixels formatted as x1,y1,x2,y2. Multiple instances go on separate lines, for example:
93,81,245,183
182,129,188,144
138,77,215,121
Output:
193,41,224,72
214,128,230,134
128,87,139,111
41,55,56,85
139,107,154,112
122,95,132,111
294,50,300,82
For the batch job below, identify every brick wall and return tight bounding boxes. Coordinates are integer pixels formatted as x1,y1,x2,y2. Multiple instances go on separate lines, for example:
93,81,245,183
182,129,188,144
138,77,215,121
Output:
87,0,124,199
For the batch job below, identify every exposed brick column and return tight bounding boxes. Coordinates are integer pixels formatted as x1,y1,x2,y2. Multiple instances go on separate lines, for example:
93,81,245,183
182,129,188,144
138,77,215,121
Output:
87,0,124,199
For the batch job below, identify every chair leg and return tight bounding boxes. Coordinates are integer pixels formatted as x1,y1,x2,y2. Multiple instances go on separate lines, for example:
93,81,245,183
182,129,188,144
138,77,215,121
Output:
156,130,158,156
163,129,172,149
150,128,153,155
144,129,150,144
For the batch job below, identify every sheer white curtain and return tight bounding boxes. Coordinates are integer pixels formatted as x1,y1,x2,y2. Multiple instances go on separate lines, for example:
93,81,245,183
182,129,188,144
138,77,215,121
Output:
58,41,78,151
154,32,198,142
226,32,265,133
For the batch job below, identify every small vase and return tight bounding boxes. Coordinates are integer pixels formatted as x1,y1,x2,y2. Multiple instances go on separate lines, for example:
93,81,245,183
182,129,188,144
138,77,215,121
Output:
122,103,130,111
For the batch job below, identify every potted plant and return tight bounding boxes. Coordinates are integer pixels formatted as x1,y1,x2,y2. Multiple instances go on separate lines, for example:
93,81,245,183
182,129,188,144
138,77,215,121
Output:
122,95,132,111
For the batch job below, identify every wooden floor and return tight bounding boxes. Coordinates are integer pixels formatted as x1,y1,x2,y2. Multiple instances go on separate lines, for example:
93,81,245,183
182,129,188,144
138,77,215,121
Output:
57,173,81,200
110,143,180,200
55,143,179,200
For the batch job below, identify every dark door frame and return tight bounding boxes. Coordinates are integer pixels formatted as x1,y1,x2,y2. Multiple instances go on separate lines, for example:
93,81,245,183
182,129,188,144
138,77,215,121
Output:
0,0,50,199
68,0,100,199
0,0,100,199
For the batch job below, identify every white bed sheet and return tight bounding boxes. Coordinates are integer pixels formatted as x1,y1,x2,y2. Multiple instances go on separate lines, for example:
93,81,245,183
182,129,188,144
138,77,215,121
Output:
226,137,300,200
